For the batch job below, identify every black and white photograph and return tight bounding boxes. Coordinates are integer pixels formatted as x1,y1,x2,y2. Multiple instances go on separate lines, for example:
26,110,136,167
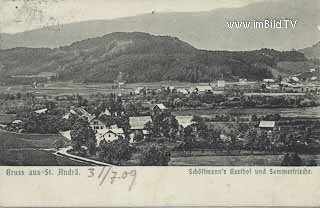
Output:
0,0,319,167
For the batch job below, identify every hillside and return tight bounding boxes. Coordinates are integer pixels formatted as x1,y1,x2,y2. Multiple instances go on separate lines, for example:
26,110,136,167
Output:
300,41,320,59
0,32,308,84
0,0,319,51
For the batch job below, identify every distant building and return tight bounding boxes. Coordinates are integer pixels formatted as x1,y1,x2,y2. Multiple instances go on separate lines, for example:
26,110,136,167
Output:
217,80,226,88
259,121,276,131
196,85,212,94
177,88,189,94
153,104,167,113
34,108,48,114
134,87,145,94
263,79,275,83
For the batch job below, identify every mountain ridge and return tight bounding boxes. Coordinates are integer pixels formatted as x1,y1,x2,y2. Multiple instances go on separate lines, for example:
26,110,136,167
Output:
0,32,309,84
0,0,319,51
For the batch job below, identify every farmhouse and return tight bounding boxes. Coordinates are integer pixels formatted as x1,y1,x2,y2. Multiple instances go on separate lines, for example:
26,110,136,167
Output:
97,128,125,145
129,116,152,141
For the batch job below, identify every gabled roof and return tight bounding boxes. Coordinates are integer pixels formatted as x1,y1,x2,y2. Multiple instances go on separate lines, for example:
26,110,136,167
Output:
59,130,71,141
34,108,48,114
99,108,111,117
259,121,275,128
176,116,194,128
155,104,166,110
129,116,152,129
105,128,124,135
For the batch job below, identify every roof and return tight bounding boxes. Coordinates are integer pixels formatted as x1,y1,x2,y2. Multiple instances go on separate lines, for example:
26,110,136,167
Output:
34,108,48,114
155,104,166,110
12,120,22,124
176,116,194,128
106,128,124,135
263,79,275,83
259,121,275,128
59,130,71,141
99,108,111,117
129,116,152,129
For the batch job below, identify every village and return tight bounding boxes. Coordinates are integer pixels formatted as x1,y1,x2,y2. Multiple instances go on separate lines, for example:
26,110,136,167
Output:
0,68,320,166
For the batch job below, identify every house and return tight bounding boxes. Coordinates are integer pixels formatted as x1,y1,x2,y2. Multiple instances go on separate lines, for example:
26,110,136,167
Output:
129,116,152,141
177,88,189,94
134,87,145,95
263,79,275,83
259,121,276,131
217,80,226,88
90,118,107,132
153,104,167,115
129,116,152,130
64,107,95,121
97,128,125,145
34,108,48,114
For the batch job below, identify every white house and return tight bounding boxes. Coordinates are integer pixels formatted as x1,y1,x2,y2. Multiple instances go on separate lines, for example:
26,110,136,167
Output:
217,80,226,88
90,118,107,132
96,128,125,145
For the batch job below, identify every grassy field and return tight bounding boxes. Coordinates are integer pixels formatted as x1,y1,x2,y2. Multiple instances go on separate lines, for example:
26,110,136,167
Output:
172,106,320,118
169,154,320,166
0,129,67,149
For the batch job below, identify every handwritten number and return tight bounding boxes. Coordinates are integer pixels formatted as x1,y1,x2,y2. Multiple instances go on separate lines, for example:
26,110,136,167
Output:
88,168,95,178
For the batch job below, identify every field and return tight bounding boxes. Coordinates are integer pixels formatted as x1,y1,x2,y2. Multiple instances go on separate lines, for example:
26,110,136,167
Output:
169,154,320,166
0,129,87,165
0,129,67,149
173,106,320,118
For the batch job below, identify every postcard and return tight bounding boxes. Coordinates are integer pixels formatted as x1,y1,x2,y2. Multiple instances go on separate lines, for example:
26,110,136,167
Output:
0,0,319,207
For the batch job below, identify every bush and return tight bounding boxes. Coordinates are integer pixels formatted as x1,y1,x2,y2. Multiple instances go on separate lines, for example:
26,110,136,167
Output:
139,144,171,166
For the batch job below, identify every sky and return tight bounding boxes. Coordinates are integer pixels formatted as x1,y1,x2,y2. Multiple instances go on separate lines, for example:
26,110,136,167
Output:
0,0,262,33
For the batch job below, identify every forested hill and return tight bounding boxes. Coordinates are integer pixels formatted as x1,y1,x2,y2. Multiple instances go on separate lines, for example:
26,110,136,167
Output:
0,32,307,83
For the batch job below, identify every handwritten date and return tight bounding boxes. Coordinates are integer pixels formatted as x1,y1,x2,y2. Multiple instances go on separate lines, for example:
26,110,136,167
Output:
88,167,137,191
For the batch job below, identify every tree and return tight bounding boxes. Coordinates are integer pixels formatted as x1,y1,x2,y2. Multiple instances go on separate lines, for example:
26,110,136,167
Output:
70,117,96,154
98,137,133,165
140,145,171,166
